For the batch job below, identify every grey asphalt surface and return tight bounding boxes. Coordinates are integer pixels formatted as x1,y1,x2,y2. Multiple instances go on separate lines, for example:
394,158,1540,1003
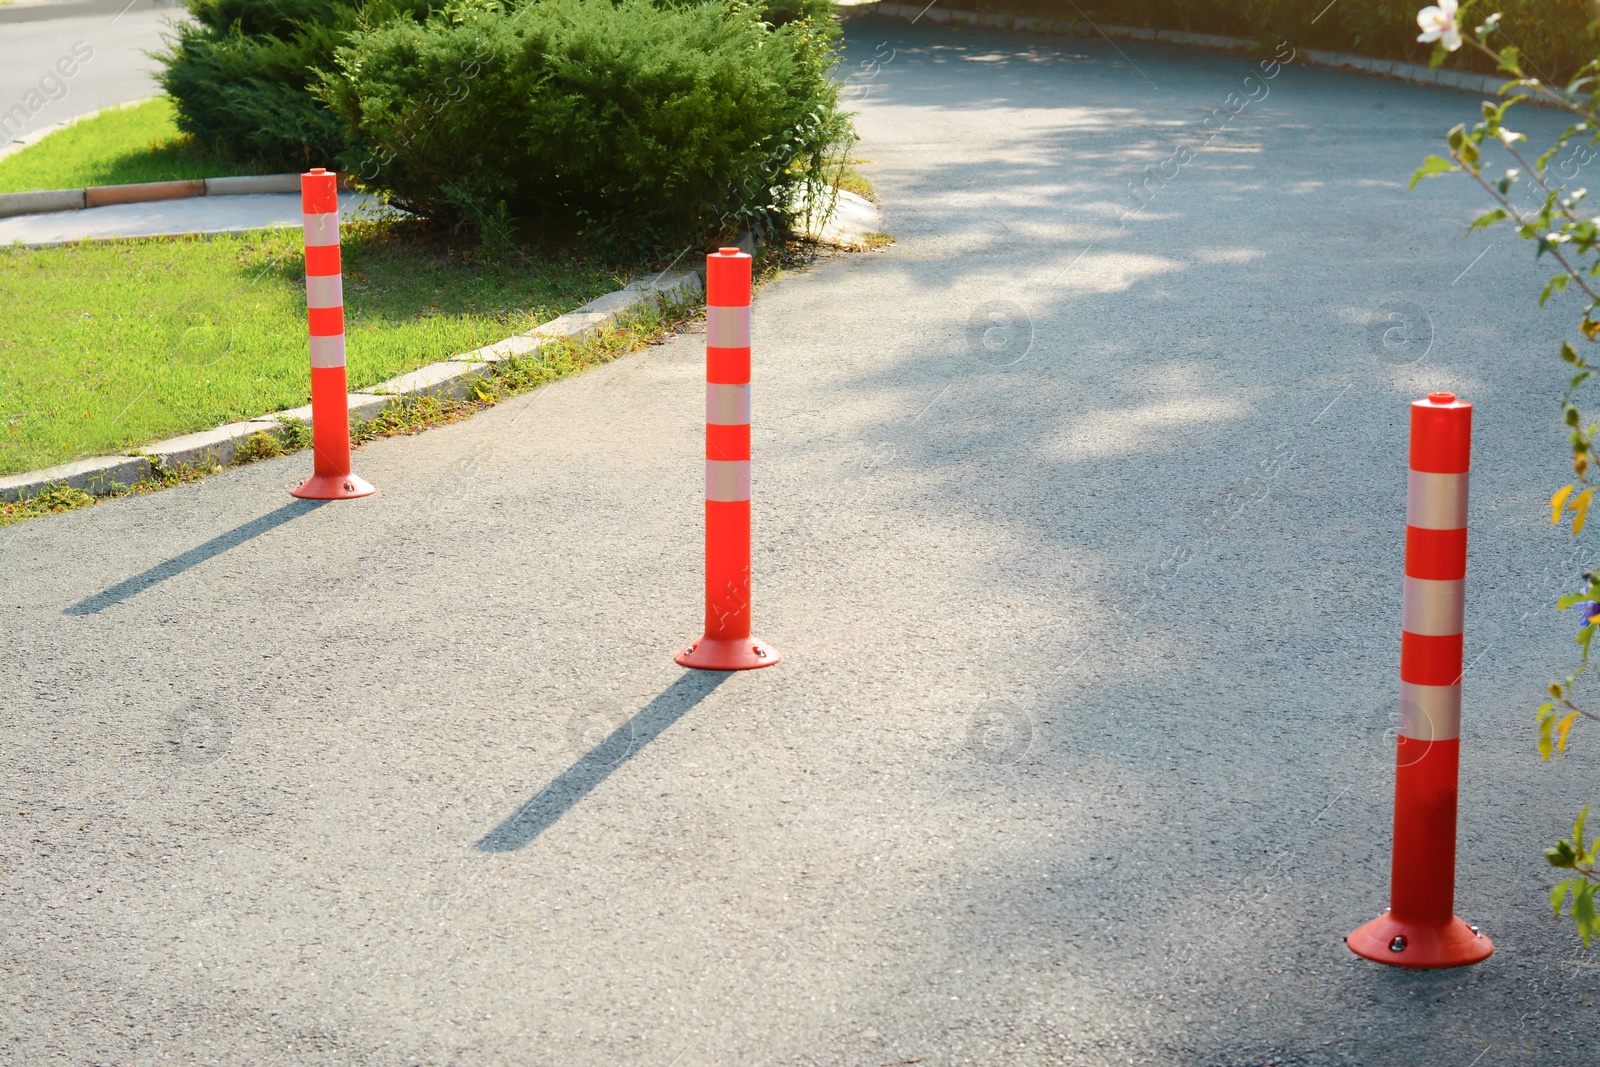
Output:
4,16,1598,1067
0,0,182,144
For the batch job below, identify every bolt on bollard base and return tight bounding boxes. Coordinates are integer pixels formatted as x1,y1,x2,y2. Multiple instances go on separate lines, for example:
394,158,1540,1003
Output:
676,636,780,671
291,471,375,500
1346,909,1491,969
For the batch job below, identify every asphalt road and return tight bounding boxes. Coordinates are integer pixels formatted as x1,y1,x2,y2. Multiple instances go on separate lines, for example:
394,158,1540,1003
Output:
0,0,182,145
4,16,1597,1067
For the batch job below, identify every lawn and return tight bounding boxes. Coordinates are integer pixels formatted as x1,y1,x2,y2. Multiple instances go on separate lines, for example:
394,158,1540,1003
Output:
0,97,273,194
0,224,623,475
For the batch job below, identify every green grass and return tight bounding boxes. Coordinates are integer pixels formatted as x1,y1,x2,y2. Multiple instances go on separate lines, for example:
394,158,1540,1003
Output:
0,237,821,526
0,97,273,194
0,222,624,475
0,286,705,528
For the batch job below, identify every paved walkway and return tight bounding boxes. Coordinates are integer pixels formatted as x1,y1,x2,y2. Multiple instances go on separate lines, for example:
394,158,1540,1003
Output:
3,17,1594,1066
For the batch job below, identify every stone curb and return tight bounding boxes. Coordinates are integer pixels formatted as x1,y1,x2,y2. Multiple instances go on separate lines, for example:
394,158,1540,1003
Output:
848,1,1539,100
0,171,336,219
0,267,705,504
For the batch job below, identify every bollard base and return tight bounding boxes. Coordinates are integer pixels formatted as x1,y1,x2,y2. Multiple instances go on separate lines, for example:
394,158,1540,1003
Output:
675,636,781,671
291,472,376,500
1346,910,1493,968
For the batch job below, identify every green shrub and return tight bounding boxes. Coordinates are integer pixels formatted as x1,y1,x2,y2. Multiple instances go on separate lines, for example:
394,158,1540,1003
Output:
157,0,443,169
319,0,852,250
658,0,835,26
961,0,1595,83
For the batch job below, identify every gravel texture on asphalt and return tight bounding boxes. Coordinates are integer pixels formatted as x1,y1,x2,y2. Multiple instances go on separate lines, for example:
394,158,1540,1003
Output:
3,17,1596,1067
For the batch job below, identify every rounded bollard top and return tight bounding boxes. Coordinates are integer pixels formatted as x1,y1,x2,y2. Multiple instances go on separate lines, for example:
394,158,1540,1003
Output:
1410,392,1472,473
301,169,339,215
706,247,752,307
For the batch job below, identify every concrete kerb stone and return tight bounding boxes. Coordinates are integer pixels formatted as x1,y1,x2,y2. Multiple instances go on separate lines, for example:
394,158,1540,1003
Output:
471,336,542,364
203,174,302,196
0,266,708,505
141,421,290,472
850,1,1526,100
794,188,884,249
250,394,396,429
0,189,87,217
370,361,495,403
0,454,152,504
0,172,323,220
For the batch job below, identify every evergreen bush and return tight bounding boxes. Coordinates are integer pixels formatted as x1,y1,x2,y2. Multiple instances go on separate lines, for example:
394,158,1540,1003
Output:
319,0,852,249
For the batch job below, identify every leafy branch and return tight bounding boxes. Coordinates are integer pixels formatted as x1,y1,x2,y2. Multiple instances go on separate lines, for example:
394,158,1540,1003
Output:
1411,1,1600,946
1547,806,1599,946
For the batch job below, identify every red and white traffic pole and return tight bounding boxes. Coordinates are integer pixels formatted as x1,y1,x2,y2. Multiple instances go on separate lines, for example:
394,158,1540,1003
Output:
1347,391,1491,968
676,248,779,671
291,168,375,500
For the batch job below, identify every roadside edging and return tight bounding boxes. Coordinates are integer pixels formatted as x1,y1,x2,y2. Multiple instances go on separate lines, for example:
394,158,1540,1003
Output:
0,172,332,220
848,1,1534,99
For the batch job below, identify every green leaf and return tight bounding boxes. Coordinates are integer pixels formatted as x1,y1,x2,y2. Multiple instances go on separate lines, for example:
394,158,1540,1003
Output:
1558,592,1590,610
1574,882,1597,947
1470,208,1508,231
1575,805,1590,853
1552,878,1573,915
1541,274,1571,306
1547,840,1577,867
1411,154,1458,189
1563,341,1581,364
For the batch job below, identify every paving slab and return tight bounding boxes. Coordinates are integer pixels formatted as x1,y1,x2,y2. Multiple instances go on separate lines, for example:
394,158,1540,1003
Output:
2,18,1595,1067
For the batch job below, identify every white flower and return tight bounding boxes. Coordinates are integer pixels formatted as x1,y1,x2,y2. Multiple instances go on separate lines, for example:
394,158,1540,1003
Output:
1417,0,1463,52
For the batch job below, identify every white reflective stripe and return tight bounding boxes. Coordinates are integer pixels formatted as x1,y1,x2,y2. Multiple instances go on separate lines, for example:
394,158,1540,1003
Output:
1407,470,1468,530
302,212,340,247
306,273,343,309
705,305,751,348
706,383,751,426
705,460,750,502
1399,682,1462,741
309,334,346,368
1402,576,1465,637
